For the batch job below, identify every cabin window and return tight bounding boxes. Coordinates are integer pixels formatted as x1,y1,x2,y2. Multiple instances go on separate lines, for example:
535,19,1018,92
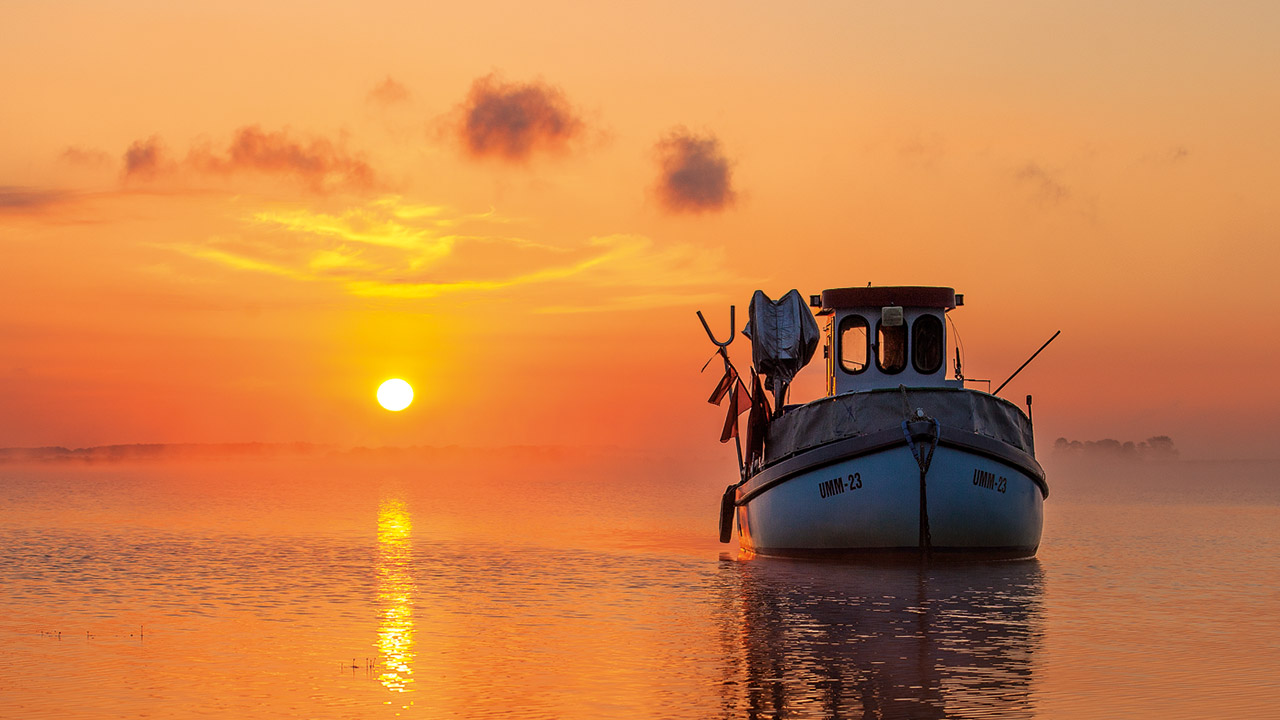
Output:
912,315,944,374
838,315,869,374
876,321,907,374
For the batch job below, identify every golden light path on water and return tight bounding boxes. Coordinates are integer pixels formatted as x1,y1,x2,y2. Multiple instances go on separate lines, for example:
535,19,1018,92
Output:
376,499,416,695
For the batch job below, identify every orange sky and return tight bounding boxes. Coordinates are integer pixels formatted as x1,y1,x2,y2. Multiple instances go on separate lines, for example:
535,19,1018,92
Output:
1,2,1278,457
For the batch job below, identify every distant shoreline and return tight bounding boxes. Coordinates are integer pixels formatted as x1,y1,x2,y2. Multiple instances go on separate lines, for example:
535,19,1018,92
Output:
0,442,333,463
0,442,585,464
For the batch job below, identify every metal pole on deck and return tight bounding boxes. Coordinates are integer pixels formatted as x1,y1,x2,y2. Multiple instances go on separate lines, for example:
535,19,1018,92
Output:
697,308,745,478
994,330,1060,396
698,307,747,544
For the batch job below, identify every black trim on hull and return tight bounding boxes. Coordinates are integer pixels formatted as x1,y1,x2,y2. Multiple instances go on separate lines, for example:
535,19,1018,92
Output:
737,420,1047,506
745,545,1041,562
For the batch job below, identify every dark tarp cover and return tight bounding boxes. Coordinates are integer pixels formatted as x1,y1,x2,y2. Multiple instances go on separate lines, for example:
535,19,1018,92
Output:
762,387,1035,466
741,289,820,393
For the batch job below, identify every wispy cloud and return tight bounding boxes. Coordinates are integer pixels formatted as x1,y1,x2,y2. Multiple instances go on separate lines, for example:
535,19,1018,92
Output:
341,234,634,299
1014,162,1069,204
167,240,311,280
653,127,736,214
192,126,377,192
0,186,101,225
367,76,410,107
531,237,740,313
165,196,741,311
0,186,75,213
454,73,584,162
896,132,947,169
60,146,112,168
534,291,730,315
1138,145,1190,166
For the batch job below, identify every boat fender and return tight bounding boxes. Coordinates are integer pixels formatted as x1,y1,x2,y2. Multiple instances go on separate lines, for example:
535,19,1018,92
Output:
718,485,737,543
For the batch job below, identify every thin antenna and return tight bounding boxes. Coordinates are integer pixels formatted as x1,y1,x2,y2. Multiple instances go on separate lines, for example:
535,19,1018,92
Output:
994,331,1060,396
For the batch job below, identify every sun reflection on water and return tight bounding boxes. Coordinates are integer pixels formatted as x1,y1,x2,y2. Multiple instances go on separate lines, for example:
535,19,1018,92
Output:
376,498,416,693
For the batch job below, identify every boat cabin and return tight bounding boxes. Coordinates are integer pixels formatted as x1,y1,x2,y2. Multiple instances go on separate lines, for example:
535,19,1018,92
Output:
812,286,961,396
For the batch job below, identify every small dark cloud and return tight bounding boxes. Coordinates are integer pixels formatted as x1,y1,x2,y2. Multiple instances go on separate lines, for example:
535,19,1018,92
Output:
456,73,583,161
123,136,167,179
368,76,410,106
653,127,736,214
1014,162,1069,204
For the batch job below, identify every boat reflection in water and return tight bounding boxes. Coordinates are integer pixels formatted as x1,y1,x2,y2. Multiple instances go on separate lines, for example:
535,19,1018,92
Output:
376,498,416,693
717,558,1044,719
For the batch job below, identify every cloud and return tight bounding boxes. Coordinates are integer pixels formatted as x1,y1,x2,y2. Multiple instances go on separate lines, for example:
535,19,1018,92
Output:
529,236,742,313
1139,145,1190,165
60,146,112,168
0,186,75,214
455,73,584,161
338,234,731,302
163,198,554,295
368,76,410,106
192,126,377,192
164,196,742,311
123,136,167,179
1014,162,1069,204
167,240,312,280
533,290,729,315
653,128,736,214
120,126,378,193
0,186,107,226
896,132,947,169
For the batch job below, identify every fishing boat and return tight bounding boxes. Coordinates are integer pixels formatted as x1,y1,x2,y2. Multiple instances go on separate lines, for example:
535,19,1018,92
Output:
699,286,1053,560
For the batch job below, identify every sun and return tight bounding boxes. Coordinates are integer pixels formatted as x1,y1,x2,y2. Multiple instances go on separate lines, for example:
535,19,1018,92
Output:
377,379,414,411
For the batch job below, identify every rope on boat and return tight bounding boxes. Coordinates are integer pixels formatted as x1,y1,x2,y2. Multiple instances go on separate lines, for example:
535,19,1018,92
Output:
903,417,939,556
898,385,914,419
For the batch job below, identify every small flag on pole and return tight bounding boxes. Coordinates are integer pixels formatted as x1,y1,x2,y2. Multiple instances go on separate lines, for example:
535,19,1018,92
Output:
733,378,751,412
744,371,771,462
719,381,740,443
708,365,739,405
719,378,752,443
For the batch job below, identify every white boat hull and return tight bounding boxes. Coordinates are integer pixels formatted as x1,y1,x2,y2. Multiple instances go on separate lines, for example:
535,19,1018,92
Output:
736,426,1045,559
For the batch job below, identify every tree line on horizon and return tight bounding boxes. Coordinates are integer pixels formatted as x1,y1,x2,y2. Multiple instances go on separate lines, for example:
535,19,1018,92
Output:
1053,436,1178,460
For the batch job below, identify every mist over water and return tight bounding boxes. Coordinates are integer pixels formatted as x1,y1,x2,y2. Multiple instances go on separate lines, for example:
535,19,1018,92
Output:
1,451,1276,719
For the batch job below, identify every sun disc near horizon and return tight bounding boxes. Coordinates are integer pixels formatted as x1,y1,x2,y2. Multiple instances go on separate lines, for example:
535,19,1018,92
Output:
377,379,414,411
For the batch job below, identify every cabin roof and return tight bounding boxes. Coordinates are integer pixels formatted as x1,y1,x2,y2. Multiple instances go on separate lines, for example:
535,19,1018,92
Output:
819,286,956,313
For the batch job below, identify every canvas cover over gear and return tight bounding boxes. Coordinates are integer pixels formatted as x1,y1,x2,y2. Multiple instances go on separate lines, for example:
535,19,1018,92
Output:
742,289,820,393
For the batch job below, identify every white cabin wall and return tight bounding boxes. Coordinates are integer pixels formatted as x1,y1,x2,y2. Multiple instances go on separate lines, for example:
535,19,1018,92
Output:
828,307,951,395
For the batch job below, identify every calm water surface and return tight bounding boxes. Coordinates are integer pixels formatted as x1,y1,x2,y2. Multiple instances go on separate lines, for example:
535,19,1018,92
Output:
1,452,1276,719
